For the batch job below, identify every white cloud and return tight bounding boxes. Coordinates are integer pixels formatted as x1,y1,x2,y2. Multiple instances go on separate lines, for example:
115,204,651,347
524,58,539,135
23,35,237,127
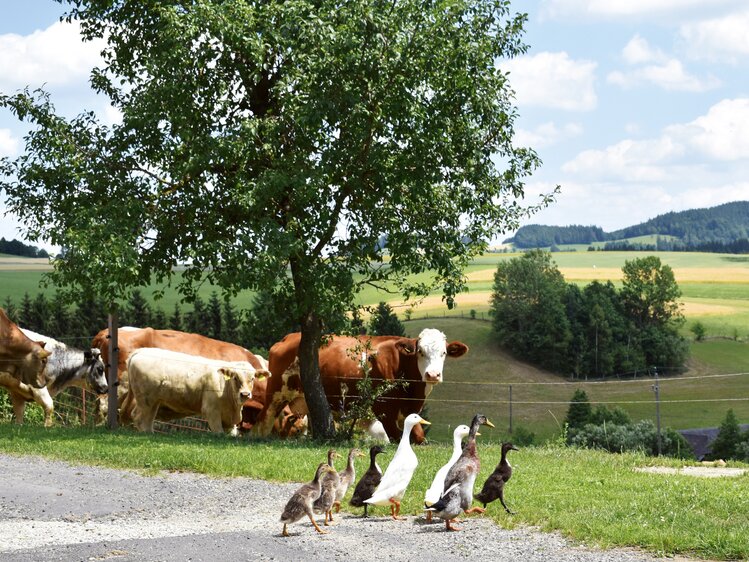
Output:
666,98,749,161
680,9,749,62
0,129,19,158
622,35,668,65
608,36,720,92
501,52,597,112
608,61,720,92
562,98,749,182
540,0,744,21
0,20,104,91
514,121,583,149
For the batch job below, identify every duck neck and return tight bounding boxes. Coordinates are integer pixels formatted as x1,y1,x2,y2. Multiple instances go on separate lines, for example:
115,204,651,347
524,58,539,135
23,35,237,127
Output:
397,421,415,451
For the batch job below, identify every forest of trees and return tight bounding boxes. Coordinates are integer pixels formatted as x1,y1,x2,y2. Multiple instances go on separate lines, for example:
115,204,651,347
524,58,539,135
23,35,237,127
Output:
1,291,405,357
506,201,749,251
490,251,689,378
0,238,50,258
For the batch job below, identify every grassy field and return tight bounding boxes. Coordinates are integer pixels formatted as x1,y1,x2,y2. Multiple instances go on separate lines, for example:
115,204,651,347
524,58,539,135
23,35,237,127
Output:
402,318,749,444
0,424,747,560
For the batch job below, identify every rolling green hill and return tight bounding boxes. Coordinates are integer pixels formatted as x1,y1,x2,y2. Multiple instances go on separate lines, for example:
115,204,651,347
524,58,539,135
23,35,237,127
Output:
506,201,749,250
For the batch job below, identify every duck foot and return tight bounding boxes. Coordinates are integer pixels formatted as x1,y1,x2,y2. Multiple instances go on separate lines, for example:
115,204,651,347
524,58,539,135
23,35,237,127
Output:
464,506,486,515
445,520,462,531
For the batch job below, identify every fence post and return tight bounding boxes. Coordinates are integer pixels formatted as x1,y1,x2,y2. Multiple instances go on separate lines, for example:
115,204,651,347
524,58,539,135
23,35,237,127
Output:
107,312,119,430
508,384,513,434
651,366,661,456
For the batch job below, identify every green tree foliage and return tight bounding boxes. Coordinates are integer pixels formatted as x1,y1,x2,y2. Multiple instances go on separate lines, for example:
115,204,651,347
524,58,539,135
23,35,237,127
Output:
1,0,551,438
709,409,742,461
169,303,183,332
569,420,693,459
0,237,49,258
368,302,405,336
565,389,592,431
241,289,300,354
490,249,571,370
206,292,223,341
122,290,151,328
491,252,688,377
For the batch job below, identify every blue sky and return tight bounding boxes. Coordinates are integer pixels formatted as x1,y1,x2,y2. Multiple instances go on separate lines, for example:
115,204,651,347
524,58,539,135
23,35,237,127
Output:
1,1,748,250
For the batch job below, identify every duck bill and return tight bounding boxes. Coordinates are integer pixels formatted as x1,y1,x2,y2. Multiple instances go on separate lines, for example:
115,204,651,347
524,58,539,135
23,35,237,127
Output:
418,418,431,426
483,420,495,428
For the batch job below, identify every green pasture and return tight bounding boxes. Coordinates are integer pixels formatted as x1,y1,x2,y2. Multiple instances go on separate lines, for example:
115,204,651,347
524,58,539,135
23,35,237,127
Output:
0,425,747,560
403,318,749,444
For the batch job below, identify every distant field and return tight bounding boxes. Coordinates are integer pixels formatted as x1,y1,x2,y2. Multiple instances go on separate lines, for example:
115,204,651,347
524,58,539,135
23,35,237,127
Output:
405,318,749,444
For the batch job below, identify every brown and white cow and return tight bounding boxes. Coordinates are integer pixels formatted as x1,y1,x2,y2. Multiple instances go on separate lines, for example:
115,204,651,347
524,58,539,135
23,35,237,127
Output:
126,347,262,434
255,328,468,443
92,327,269,426
0,308,50,389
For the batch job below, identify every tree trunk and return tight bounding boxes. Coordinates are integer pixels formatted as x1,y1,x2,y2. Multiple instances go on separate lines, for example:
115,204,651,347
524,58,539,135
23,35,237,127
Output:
297,311,335,440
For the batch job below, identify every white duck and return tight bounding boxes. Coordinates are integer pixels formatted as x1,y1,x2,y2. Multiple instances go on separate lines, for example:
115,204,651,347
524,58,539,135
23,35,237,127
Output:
364,413,430,519
423,424,471,522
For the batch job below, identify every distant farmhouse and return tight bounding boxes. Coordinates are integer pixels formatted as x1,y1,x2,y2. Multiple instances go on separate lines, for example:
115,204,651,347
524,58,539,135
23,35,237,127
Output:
679,425,749,460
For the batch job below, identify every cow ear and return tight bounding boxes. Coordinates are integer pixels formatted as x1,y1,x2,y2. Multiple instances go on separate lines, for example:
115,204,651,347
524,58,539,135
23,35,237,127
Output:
219,368,233,381
395,339,416,356
255,372,267,381
446,342,468,358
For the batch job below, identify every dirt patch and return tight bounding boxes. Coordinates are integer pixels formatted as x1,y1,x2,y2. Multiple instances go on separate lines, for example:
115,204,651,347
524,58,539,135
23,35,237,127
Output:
635,466,747,478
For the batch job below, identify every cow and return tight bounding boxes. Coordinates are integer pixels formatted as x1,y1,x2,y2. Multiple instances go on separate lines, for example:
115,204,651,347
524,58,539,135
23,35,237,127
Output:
0,329,108,426
0,308,50,389
255,328,468,443
125,347,264,434
91,327,269,427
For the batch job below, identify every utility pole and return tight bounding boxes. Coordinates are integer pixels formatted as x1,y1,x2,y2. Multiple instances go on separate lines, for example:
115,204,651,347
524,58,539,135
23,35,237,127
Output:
651,366,661,456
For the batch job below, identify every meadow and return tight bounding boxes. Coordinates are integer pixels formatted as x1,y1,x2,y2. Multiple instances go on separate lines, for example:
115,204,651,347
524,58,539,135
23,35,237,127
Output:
1,250,748,442
0,424,747,560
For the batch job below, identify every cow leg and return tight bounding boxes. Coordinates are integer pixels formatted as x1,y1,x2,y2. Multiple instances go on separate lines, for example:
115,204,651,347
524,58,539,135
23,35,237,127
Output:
32,387,54,427
9,393,26,425
134,404,157,432
204,410,224,434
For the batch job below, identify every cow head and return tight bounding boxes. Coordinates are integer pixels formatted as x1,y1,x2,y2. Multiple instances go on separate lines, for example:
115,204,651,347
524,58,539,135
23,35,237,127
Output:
221,366,264,402
24,343,51,389
83,349,109,394
394,328,468,383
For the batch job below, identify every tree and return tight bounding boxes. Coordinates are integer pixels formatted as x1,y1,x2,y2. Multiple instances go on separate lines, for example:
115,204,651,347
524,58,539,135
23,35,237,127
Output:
490,250,571,371
1,1,551,438
123,289,151,328
368,302,405,336
169,303,183,332
565,389,592,431
241,288,301,353
620,256,683,330
709,409,742,461
206,291,223,341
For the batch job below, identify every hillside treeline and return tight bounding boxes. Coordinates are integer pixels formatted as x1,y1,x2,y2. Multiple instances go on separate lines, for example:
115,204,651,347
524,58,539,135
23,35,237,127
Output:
506,201,749,250
0,238,50,258
1,290,401,355
490,251,689,378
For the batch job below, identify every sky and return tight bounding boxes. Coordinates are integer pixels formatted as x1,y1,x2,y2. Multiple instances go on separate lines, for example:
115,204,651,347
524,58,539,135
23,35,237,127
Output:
1,0,748,251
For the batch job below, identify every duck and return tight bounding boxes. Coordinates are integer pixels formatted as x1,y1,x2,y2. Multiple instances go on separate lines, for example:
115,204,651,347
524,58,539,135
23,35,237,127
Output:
349,445,386,517
313,448,341,525
334,448,365,513
424,424,471,523
475,442,519,513
364,413,431,519
425,413,494,531
280,462,334,536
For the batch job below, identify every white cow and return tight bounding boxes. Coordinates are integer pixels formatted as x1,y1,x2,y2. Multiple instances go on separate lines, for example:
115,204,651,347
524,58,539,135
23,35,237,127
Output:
126,347,264,434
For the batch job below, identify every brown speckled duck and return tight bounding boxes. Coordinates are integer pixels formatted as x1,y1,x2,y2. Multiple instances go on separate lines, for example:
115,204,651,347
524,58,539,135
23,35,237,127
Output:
313,448,341,525
334,448,365,513
475,442,519,513
280,462,333,536
349,445,385,517
425,413,494,531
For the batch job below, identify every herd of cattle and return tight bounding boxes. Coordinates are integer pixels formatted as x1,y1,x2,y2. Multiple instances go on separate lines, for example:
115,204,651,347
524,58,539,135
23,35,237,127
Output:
0,307,470,441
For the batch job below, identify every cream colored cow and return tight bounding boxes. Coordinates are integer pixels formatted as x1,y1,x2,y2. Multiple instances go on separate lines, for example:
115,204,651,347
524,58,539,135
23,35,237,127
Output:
126,348,265,434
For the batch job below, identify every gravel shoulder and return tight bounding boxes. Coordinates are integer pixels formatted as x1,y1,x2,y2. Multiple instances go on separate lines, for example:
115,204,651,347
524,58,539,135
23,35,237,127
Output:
0,453,674,562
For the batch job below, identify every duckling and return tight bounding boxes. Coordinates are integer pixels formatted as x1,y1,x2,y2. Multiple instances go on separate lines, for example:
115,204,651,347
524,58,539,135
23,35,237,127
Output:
334,448,365,513
475,442,519,514
280,462,334,536
349,445,385,517
364,413,431,519
313,448,341,525
424,424,471,523
426,413,494,531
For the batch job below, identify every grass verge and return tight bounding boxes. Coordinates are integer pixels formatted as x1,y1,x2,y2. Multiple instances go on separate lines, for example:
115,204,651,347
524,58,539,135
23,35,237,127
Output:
1,424,747,560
